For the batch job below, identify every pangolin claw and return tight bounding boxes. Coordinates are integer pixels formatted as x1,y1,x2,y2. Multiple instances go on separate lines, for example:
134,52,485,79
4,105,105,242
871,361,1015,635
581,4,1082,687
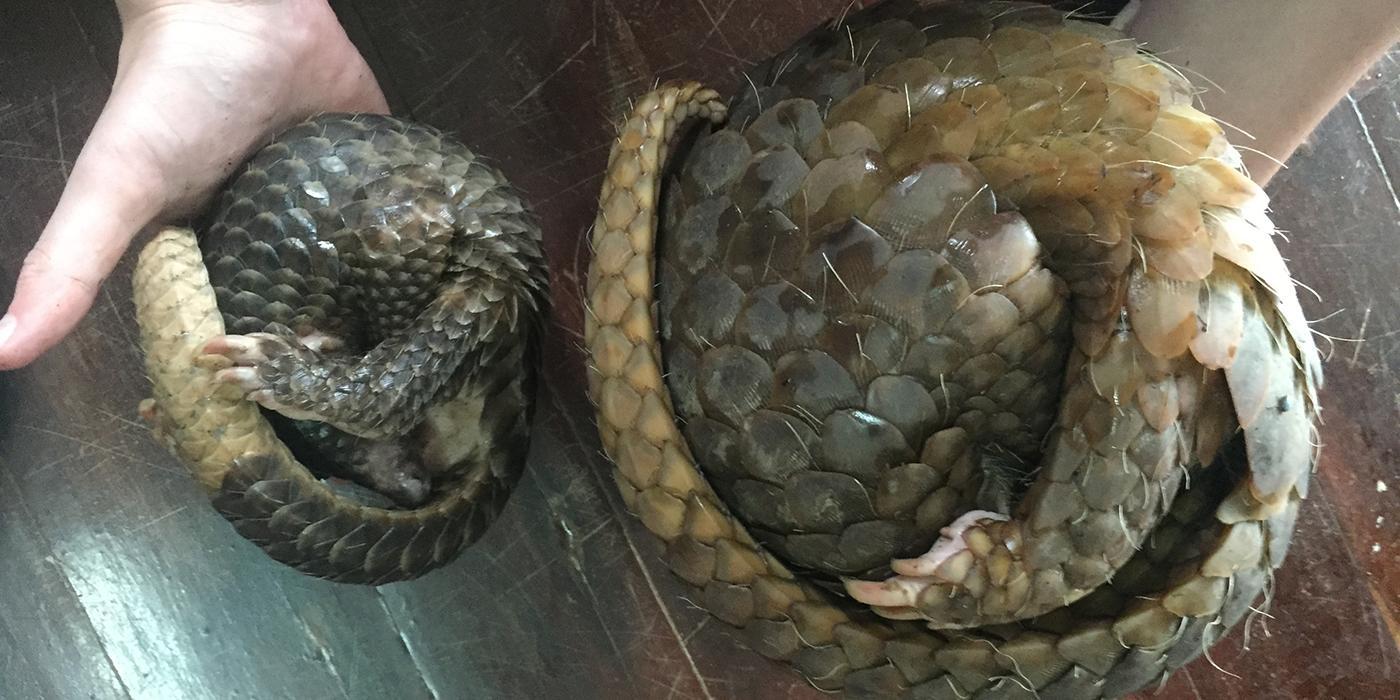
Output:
845,510,1009,614
889,510,1010,577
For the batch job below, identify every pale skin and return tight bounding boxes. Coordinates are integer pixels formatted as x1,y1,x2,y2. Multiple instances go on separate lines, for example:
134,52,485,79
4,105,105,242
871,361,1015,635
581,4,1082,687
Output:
1122,0,1400,183
0,0,1395,369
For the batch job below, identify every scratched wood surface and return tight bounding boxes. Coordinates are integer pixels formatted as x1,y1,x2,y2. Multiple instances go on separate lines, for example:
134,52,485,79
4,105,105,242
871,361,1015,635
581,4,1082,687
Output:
0,1,1395,698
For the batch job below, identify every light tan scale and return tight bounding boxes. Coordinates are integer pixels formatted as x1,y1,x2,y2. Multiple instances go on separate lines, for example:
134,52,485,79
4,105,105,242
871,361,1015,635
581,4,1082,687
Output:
585,1,1320,697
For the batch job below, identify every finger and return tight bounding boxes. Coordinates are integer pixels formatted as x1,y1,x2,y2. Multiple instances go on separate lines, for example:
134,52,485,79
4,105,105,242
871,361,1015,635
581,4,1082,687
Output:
0,97,166,369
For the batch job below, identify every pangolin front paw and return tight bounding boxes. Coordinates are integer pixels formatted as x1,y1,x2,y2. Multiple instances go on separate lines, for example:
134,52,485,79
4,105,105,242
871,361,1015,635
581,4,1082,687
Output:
843,510,1009,620
202,333,330,422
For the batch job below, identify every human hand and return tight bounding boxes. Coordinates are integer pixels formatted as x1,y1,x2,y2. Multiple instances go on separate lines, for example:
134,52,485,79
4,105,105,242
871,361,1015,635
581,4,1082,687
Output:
1125,0,1399,185
0,0,387,369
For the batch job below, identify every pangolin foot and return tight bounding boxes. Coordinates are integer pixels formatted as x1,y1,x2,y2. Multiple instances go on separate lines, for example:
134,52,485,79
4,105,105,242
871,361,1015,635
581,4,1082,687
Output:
844,510,1008,618
202,333,333,423
138,397,173,446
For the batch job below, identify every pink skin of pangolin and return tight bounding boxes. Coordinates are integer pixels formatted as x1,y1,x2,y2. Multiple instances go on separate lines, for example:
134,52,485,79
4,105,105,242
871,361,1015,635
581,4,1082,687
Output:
844,510,1008,608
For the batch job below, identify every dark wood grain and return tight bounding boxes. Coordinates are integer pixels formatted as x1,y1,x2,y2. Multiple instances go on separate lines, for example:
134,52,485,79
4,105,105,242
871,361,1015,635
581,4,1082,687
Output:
0,1,1395,698
0,467,129,700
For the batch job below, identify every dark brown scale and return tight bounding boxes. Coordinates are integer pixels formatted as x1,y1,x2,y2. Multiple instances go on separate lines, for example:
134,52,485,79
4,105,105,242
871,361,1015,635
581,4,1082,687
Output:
202,114,546,509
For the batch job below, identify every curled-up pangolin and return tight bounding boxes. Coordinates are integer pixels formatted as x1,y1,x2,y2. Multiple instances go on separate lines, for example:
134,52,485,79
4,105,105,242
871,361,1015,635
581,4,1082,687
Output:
134,114,548,584
585,0,1322,696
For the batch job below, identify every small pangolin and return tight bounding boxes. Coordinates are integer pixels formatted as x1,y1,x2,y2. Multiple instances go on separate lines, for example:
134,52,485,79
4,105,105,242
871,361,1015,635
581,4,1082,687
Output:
135,114,548,583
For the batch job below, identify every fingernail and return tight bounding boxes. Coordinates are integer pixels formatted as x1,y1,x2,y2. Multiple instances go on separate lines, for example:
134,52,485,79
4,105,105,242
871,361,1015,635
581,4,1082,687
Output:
0,314,14,348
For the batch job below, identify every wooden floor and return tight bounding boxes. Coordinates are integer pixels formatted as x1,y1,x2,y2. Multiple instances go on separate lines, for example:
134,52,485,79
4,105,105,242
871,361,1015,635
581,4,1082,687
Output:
1,1,1395,698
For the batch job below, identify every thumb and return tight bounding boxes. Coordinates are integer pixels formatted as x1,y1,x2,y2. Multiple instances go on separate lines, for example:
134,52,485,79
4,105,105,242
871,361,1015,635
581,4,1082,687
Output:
0,99,167,369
